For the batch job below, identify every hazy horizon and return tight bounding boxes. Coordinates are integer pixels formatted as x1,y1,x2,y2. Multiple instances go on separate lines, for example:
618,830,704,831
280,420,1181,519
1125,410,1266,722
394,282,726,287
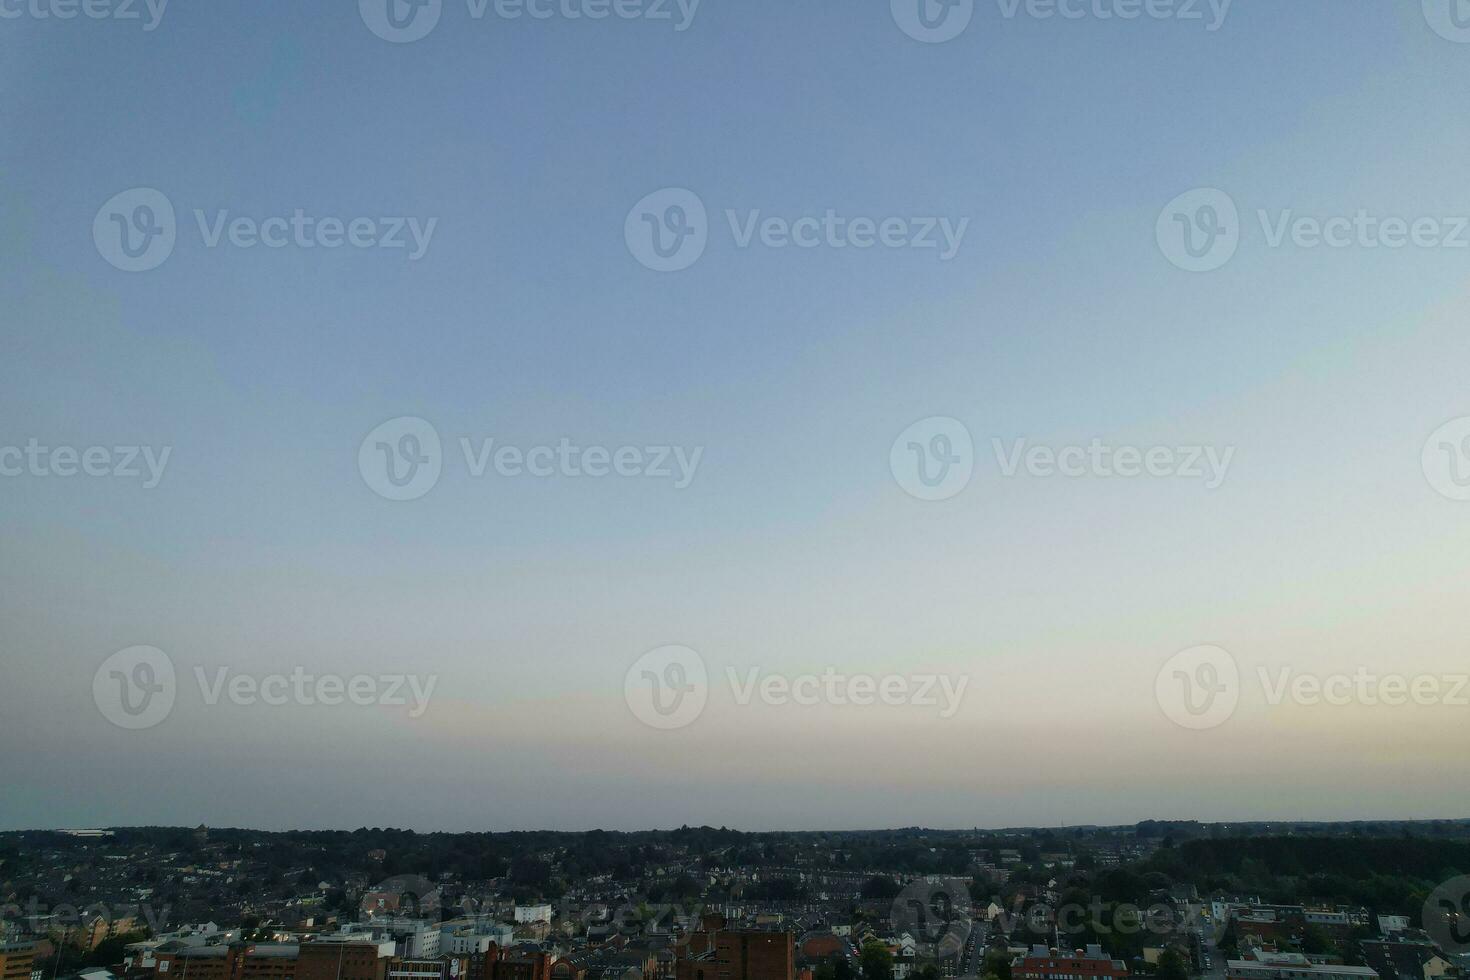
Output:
13,816,1470,836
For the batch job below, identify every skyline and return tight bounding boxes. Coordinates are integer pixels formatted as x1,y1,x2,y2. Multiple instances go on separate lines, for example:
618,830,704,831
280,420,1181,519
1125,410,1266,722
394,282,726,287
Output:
14,816,1470,835
5,0,1470,831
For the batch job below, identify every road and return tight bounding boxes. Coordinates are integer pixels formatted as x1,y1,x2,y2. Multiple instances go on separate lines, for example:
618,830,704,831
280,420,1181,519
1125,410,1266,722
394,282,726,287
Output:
957,919,989,978
1195,917,1228,980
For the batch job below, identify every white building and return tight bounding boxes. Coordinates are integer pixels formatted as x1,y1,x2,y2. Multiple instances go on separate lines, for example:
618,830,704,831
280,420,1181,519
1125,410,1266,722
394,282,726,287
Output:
1226,951,1380,980
514,906,553,925
397,923,442,958
442,925,513,954
1378,916,1409,935
311,932,399,958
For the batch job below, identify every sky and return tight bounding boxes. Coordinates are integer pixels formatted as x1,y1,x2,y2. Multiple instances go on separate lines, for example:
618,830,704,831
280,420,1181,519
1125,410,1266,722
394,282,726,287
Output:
3,0,1470,832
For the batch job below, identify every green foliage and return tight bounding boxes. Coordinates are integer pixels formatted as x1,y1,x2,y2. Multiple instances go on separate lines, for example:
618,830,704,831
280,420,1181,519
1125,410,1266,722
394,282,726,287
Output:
85,932,149,967
862,876,901,901
815,958,856,980
1147,837,1470,887
860,941,894,980
1156,949,1190,980
1299,925,1333,955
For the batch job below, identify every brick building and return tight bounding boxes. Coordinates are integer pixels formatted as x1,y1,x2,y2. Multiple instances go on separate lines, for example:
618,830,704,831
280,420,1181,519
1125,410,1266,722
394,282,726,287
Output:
388,955,473,980
677,932,794,980
155,944,298,980
1225,951,1379,980
1232,908,1369,950
486,950,552,980
0,940,37,980
153,938,396,980
297,937,397,980
1012,945,1129,980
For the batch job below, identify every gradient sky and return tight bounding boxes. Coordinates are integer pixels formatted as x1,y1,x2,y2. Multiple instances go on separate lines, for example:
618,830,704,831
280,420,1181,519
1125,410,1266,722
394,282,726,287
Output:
3,0,1470,832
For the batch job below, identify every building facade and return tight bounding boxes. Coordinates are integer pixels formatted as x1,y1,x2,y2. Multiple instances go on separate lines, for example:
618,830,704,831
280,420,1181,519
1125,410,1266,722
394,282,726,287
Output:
677,932,795,980
1012,945,1129,980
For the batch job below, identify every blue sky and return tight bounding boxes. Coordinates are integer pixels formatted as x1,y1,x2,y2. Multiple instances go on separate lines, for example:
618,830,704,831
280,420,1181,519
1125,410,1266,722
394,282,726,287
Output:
3,0,1470,831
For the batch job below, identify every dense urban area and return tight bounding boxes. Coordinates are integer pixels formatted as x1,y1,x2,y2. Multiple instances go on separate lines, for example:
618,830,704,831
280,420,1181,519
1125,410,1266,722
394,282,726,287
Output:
3,822,1469,980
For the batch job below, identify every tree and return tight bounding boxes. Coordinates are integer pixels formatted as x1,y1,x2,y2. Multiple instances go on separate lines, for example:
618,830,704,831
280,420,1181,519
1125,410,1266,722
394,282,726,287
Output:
1157,949,1189,980
816,959,856,980
1299,926,1333,956
86,933,148,968
983,950,1013,980
1217,921,1239,958
863,876,901,902
861,941,894,980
